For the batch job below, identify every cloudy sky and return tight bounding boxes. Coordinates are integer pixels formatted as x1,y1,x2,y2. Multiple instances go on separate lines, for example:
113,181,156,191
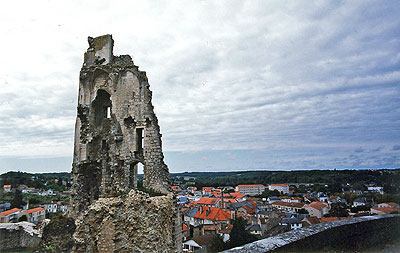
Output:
0,0,399,173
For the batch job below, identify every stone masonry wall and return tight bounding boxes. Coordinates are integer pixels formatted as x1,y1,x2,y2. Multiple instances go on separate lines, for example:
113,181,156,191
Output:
73,190,181,252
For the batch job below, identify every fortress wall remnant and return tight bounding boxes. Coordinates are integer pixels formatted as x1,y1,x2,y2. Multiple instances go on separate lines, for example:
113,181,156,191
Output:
68,35,180,252
71,34,171,217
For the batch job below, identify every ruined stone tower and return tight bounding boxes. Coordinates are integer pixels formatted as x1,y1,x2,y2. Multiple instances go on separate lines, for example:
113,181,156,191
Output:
69,35,180,252
71,34,171,215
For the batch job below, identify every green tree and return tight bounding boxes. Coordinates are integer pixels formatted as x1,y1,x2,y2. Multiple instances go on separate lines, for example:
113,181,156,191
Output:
11,190,25,209
226,217,257,249
261,190,280,198
324,203,349,217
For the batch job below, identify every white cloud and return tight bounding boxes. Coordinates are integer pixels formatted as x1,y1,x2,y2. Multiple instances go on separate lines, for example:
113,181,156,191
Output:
0,0,399,171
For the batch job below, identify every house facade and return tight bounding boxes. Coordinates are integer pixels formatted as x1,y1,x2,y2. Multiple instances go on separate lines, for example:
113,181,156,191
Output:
305,201,330,218
272,201,305,213
268,184,289,194
21,207,45,224
0,208,21,223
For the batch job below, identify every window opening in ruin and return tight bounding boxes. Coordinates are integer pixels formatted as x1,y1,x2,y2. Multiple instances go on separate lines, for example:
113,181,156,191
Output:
129,162,144,188
92,89,111,125
106,106,111,118
137,162,144,175
101,140,107,150
136,128,144,151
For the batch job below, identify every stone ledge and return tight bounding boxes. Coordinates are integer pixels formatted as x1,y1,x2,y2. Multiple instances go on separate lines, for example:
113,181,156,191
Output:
224,214,400,252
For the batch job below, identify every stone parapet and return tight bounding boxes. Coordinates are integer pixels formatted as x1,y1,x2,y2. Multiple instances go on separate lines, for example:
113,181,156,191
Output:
225,214,400,252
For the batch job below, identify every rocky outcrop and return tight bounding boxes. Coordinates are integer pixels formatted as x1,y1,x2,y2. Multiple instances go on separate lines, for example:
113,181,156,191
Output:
0,222,41,251
38,215,76,252
73,190,181,252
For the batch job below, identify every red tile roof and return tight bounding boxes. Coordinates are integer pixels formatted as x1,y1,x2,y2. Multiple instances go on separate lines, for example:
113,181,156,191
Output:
307,201,329,211
269,184,288,187
0,208,21,216
230,192,245,199
182,224,188,232
379,202,399,208
193,206,231,221
24,207,44,214
197,197,219,205
3,185,11,188
321,217,351,223
237,184,265,188
303,216,321,225
372,207,399,214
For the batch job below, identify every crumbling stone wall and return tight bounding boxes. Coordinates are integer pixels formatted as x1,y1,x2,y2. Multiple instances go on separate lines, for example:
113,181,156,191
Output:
71,34,171,217
69,35,179,252
73,190,181,252
0,222,41,251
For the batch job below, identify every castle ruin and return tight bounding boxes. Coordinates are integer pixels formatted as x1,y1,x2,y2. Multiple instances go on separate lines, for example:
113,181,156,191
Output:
69,35,180,252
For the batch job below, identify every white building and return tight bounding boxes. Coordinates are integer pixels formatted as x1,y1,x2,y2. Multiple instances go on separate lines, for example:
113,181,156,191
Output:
43,203,58,213
367,186,384,194
268,184,289,194
235,185,265,196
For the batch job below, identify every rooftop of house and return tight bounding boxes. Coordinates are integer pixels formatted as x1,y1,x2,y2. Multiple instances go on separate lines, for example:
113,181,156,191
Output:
24,207,45,214
248,224,262,231
272,201,305,208
185,207,199,217
371,207,400,214
320,217,352,223
0,208,21,216
281,217,302,224
379,202,399,207
303,216,321,225
3,185,11,188
193,206,230,221
237,184,265,187
197,197,219,205
307,201,329,211
269,184,288,187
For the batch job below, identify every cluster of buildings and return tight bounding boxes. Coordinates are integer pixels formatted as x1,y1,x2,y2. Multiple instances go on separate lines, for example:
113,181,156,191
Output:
3,184,71,198
0,184,71,225
174,184,399,252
